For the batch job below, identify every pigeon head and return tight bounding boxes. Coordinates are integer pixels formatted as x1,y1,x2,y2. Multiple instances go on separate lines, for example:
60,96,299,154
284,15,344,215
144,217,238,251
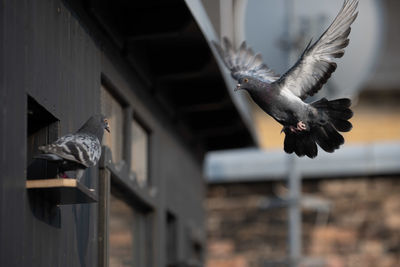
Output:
77,114,110,141
235,76,261,92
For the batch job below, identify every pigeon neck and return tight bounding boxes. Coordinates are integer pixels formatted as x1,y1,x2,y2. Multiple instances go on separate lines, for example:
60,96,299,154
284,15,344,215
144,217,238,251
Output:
77,123,104,142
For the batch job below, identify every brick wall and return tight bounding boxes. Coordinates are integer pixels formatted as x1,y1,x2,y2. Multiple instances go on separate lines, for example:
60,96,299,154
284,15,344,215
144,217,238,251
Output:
206,176,400,267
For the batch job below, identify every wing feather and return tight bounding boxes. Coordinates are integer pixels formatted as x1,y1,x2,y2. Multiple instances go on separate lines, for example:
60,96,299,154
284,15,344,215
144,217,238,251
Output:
212,38,280,83
38,133,101,168
274,0,358,100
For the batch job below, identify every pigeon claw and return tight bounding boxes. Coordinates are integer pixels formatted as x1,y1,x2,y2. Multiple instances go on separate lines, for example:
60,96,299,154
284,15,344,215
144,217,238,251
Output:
285,121,307,133
296,121,307,131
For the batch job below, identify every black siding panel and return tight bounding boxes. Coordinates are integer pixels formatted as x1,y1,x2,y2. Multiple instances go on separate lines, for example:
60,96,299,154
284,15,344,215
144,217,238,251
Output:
1,0,100,266
0,1,28,266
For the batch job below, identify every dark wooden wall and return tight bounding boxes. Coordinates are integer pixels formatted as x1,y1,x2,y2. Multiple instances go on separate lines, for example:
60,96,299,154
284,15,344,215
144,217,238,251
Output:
1,0,101,266
0,0,205,266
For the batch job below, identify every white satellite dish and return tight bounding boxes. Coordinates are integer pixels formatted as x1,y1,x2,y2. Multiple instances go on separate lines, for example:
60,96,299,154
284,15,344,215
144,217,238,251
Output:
244,0,383,99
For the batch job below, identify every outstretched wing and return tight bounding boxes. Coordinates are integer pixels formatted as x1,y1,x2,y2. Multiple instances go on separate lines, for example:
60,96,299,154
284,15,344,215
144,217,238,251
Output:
212,37,280,83
38,133,101,168
274,0,359,100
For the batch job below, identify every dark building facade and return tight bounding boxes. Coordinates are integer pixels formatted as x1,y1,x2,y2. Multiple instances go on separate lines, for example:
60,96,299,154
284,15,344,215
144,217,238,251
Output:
0,0,255,266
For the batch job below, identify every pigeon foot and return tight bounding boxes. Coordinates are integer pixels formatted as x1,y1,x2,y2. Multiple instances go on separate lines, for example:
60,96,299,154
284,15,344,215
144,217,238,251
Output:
286,121,307,133
296,121,307,131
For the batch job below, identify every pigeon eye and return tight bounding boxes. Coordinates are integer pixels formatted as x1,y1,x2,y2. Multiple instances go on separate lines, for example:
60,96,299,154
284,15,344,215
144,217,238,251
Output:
244,78,249,83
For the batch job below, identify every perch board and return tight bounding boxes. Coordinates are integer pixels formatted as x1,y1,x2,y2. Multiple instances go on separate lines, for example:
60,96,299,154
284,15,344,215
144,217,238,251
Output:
26,179,97,205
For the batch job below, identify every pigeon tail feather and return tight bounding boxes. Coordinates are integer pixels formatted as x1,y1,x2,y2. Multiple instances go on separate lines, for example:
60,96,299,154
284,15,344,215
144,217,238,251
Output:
284,98,353,158
34,153,63,161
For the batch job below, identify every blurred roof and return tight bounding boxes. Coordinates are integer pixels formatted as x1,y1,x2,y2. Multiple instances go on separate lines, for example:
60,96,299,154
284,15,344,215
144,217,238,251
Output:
205,141,400,183
364,0,400,90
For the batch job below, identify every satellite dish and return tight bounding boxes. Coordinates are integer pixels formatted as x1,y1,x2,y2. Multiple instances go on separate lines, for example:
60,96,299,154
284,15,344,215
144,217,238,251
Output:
244,0,383,99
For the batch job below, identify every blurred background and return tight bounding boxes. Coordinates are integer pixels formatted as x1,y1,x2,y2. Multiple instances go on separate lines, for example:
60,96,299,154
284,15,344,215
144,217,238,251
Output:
202,0,400,266
2,0,399,266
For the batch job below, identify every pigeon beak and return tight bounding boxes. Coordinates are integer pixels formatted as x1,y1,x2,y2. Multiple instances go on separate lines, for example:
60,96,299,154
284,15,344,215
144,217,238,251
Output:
105,123,110,133
235,84,241,91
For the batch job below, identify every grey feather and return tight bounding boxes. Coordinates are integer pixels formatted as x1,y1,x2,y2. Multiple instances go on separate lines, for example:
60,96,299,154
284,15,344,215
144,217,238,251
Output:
39,133,101,168
35,153,63,161
212,38,280,83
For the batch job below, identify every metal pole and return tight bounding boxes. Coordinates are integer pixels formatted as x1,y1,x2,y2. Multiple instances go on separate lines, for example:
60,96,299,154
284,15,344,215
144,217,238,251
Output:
287,155,301,267
284,0,302,266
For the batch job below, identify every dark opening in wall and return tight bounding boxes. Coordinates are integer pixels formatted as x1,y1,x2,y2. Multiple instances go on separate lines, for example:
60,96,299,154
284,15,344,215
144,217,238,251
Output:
26,96,61,227
184,226,203,266
191,241,203,265
27,95,59,179
166,211,178,267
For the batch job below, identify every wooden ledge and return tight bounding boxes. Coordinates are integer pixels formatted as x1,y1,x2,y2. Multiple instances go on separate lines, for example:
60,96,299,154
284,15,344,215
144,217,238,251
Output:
27,178,81,188
26,178,97,205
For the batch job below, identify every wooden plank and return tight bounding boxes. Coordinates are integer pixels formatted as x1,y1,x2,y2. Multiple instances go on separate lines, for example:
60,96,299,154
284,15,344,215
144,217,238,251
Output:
26,178,78,188
26,179,97,205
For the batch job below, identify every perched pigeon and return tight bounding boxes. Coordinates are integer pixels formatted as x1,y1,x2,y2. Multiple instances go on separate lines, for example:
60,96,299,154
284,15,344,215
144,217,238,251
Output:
36,114,110,180
213,0,358,158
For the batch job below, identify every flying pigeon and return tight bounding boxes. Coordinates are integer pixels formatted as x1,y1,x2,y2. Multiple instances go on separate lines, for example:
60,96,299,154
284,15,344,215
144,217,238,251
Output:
36,114,110,180
213,0,358,158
